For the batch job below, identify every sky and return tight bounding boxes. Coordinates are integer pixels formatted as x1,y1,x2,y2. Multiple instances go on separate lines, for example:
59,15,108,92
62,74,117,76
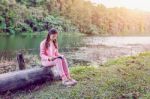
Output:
90,0,150,12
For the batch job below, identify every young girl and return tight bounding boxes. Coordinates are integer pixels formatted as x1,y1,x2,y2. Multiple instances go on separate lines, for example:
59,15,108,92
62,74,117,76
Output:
39,28,77,87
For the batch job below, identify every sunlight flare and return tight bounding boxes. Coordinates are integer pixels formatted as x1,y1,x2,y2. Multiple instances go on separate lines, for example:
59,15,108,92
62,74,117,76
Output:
90,0,150,12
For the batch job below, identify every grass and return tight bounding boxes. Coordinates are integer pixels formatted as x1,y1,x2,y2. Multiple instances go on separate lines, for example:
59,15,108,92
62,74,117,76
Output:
1,52,150,99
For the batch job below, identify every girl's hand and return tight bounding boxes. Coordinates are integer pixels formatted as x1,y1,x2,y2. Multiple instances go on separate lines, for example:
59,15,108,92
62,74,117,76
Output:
55,54,64,59
59,54,64,58
48,56,57,61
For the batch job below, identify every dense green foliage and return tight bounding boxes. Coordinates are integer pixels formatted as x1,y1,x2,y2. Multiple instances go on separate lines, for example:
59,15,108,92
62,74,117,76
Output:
1,0,150,35
0,0,78,35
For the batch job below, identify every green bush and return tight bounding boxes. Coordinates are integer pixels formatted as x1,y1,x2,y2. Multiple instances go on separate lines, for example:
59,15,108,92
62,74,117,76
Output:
44,15,78,32
15,22,33,33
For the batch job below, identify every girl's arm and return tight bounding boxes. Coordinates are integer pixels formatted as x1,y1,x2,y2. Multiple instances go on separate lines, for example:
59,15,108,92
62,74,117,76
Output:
40,40,49,61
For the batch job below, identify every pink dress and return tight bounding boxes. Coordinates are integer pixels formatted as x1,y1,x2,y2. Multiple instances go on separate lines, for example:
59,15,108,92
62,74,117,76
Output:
39,39,70,80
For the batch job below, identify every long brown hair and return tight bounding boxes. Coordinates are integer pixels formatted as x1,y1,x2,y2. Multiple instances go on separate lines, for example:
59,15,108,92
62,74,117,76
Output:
45,28,58,49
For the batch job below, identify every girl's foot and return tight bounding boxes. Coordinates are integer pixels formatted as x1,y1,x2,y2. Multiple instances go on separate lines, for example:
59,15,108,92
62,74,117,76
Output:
62,78,77,87
62,79,75,87
68,78,78,85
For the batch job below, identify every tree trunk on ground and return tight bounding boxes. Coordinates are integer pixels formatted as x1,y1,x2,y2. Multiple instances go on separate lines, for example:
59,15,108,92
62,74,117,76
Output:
0,66,61,92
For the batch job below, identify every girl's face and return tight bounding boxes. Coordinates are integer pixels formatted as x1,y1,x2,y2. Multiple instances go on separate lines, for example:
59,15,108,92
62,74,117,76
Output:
50,34,58,41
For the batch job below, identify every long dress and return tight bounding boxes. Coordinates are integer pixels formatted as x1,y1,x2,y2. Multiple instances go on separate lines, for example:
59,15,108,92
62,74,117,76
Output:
39,39,70,80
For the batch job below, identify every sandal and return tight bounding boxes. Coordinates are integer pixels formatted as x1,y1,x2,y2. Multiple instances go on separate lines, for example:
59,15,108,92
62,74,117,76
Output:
68,78,78,85
62,79,75,87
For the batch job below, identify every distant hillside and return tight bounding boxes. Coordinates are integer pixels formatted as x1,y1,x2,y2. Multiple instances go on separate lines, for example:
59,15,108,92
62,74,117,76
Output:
0,0,150,35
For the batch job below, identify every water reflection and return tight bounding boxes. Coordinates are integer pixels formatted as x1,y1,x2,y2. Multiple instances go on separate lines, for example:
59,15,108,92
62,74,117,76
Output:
1,35,150,67
0,33,83,59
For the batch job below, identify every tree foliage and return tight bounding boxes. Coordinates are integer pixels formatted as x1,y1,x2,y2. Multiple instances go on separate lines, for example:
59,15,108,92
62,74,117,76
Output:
0,0,150,35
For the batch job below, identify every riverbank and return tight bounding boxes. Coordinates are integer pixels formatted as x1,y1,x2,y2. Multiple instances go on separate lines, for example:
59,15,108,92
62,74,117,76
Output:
68,36,150,65
1,36,150,74
1,52,150,99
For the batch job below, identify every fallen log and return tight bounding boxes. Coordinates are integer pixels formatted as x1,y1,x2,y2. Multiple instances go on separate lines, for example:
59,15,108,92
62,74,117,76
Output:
0,66,61,92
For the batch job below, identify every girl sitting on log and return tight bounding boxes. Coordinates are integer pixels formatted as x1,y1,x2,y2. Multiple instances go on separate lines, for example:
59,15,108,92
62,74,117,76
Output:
40,28,77,87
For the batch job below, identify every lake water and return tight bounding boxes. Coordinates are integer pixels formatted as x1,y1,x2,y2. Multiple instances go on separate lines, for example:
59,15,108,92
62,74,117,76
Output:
84,36,150,47
0,33,83,60
0,35,150,65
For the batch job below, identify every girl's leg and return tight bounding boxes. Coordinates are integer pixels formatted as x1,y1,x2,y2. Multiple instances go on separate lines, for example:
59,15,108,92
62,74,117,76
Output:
42,59,76,86
53,58,68,81
54,58,76,86
61,57,77,85
61,57,71,79
42,59,67,80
